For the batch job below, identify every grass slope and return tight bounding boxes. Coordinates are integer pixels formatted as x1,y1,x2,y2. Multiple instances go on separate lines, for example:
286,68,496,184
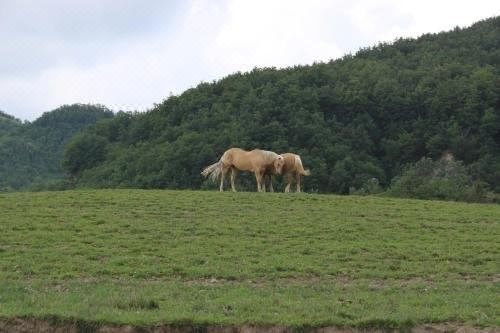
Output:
0,190,498,328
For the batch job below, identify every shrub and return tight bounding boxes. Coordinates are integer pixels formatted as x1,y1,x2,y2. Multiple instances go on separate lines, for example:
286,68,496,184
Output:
387,157,494,203
349,177,384,195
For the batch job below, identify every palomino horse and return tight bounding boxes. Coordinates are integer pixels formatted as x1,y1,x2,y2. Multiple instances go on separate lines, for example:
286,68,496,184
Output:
265,153,310,193
201,148,285,192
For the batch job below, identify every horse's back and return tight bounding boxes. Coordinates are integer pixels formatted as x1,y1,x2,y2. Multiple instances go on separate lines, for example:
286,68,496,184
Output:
223,147,246,161
251,149,280,167
225,147,247,155
281,153,298,173
222,147,254,170
280,153,309,175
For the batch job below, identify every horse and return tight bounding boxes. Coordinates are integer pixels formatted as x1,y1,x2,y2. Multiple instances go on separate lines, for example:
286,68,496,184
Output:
201,148,285,192
264,153,310,193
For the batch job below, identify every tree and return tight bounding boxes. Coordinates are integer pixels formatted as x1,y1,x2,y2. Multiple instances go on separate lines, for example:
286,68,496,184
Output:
62,134,109,177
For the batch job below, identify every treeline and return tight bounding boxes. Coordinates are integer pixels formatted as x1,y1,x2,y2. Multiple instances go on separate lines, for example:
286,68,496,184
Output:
2,18,499,199
0,104,113,191
63,17,500,195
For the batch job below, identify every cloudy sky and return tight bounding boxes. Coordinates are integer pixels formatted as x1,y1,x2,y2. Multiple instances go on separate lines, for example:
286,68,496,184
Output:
1,0,499,120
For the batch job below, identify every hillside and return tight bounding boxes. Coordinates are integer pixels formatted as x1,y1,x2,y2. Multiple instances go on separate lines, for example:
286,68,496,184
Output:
0,104,113,191
0,111,22,139
0,190,498,329
63,17,500,193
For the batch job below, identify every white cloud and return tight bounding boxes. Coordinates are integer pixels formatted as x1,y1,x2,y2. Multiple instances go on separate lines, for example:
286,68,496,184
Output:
211,0,352,70
0,0,498,120
349,0,500,44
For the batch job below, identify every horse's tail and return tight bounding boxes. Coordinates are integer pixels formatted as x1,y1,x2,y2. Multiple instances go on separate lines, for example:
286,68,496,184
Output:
201,160,222,183
294,155,310,176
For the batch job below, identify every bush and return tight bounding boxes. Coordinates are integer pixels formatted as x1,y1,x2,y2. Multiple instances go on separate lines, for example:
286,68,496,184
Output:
349,177,384,195
387,157,494,203
62,133,109,176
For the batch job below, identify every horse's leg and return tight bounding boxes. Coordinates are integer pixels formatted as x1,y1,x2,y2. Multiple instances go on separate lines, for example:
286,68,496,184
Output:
268,175,274,192
230,168,238,192
255,171,264,192
284,174,292,193
296,173,301,193
220,166,228,192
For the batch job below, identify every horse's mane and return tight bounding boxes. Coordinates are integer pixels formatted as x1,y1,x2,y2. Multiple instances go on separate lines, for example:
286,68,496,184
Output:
261,150,279,160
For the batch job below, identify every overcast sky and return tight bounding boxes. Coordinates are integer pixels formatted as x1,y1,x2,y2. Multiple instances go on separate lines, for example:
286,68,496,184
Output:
1,0,499,120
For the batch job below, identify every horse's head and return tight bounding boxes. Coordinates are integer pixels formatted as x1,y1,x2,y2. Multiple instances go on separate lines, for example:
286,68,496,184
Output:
274,155,285,175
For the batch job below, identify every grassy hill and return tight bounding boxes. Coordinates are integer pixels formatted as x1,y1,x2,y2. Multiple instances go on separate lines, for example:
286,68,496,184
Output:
0,190,498,329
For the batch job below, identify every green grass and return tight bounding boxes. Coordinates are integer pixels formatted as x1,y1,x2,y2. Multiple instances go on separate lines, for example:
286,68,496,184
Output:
0,189,498,328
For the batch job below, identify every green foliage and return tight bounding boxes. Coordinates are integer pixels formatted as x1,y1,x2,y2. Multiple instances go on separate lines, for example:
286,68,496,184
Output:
0,104,113,191
2,19,499,195
62,133,109,176
0,110,22,137
349,177,384,195
63,17,500,193
387,157,495,202
0,190,498,327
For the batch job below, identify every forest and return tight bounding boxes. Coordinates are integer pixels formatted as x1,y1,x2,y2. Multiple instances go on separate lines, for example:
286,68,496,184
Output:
0,104,113,191
1,17,499,200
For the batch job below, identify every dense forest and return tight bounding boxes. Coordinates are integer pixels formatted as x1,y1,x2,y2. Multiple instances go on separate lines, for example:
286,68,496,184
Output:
0,104,113,190
2,17,499,197
62,17,499,194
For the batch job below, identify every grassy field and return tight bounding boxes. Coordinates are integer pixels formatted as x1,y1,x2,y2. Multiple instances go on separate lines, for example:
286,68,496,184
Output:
0,189,498,329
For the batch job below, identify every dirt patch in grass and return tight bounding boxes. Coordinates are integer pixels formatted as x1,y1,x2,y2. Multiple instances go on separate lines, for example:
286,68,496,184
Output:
183,275,354,287
0,319,498,333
